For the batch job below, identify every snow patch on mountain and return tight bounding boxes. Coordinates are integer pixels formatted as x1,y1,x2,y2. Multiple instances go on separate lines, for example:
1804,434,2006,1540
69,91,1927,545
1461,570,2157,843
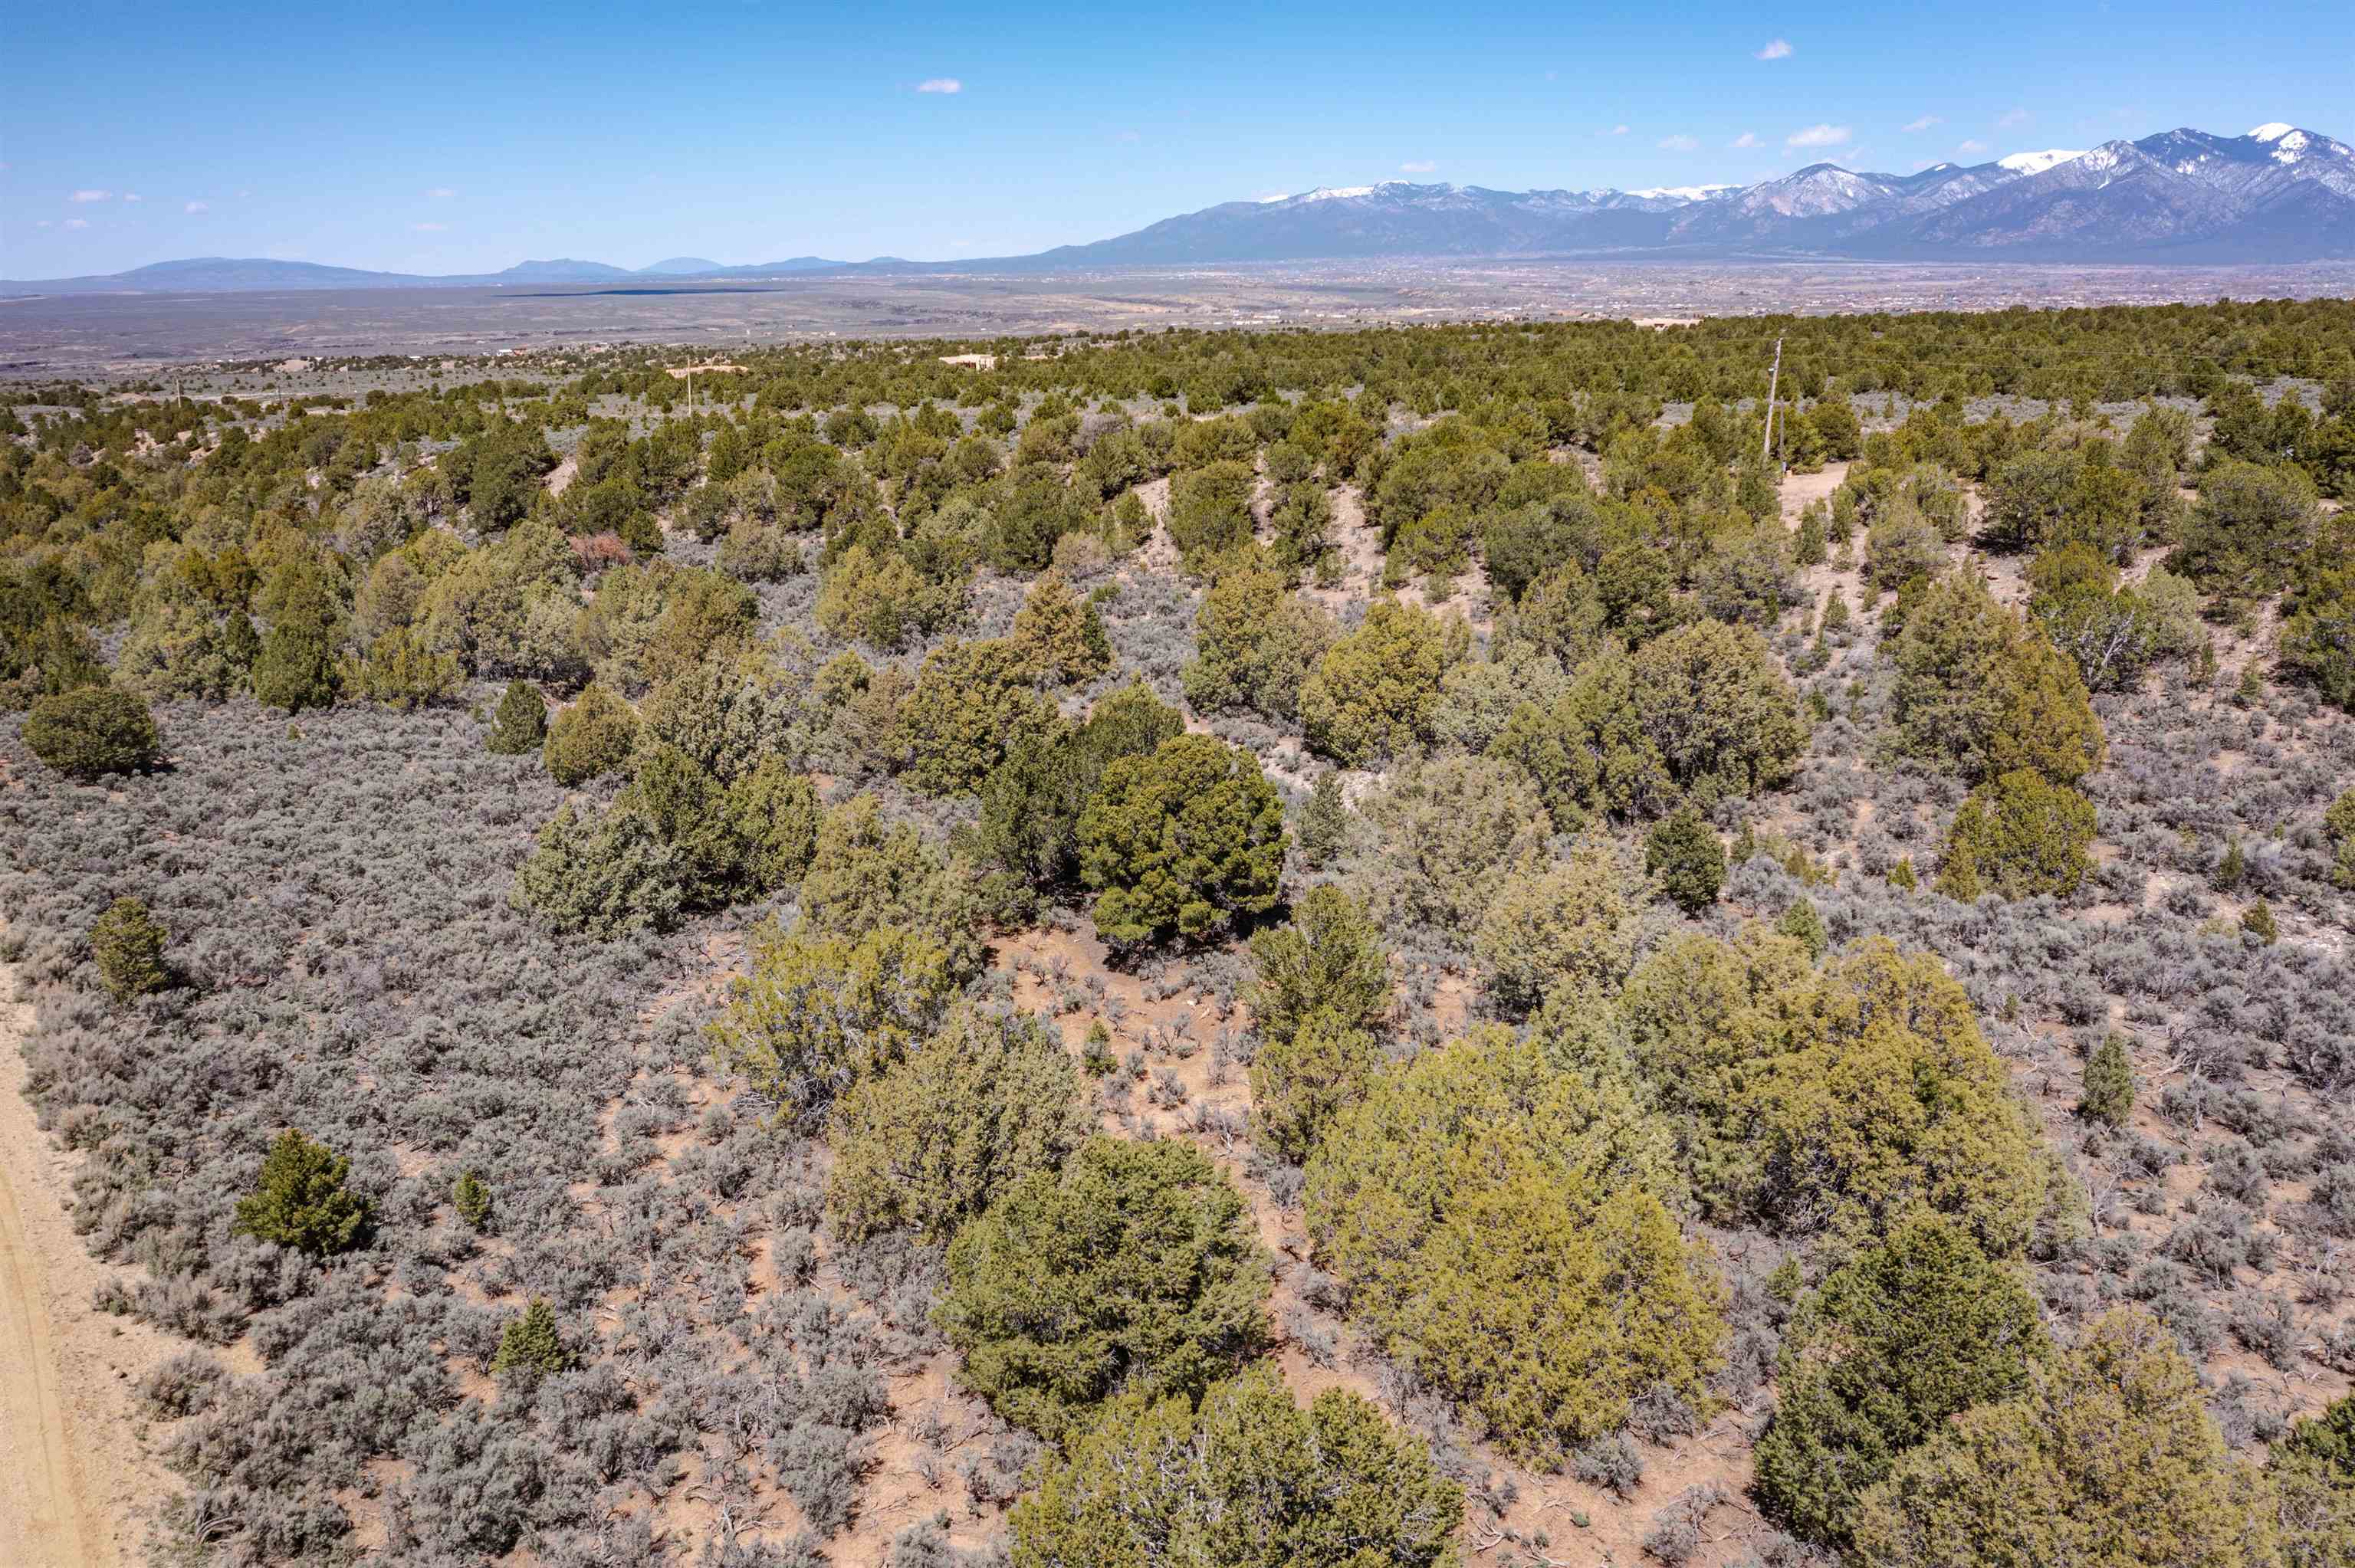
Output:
2248,123,2298,143
1628,183,1736,202
1998,149,2087,175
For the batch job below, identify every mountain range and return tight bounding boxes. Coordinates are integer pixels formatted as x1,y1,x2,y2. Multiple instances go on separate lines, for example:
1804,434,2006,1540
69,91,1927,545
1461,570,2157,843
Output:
1028,123,2355,267
9,123,2353,294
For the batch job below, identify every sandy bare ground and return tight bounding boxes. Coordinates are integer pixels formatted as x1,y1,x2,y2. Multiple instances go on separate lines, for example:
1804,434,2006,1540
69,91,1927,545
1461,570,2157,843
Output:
1777,459,1848,523
0,952,177,1568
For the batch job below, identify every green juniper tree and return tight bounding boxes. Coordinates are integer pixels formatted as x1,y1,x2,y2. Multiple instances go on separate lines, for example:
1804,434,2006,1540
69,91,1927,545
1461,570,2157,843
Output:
1646,805,1726,914
1010,1366,1463,1568
937,1137,1271,1442
493,1300,573,1381
2078,1033,2137,1127
23,687,159,779
487,679,548,754
89,896,169,1001
452,1169,494,1231
1755,1212,2050,1548
234,1130,370,1257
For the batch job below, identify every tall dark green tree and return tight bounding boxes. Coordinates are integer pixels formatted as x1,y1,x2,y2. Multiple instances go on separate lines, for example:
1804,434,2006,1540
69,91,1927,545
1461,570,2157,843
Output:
487,679,548,755
1646,805,1726,914
1755,1212,2051,1548
1078,734,1289,947
251,563,342,713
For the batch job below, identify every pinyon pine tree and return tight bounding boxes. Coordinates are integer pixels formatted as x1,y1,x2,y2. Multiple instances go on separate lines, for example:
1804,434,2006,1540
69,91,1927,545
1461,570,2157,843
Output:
89,896,169,1001
487,679,547,754
1647,805,1726,914
493,1300,573,1380
2078,1033,2138,1127
234,1129,370,1256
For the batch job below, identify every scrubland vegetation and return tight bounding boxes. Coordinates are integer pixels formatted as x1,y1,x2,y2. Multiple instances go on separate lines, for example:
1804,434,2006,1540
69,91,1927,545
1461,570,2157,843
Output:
5,298,2355,1565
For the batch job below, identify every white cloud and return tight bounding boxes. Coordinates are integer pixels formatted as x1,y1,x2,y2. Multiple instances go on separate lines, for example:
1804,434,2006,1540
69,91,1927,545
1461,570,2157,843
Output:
1115,129,1141,143
70,189,111,202
1610,123,1629,136
1997,107,2031,128
35,219,52,228
1756,38,1793,60
425,186,456,198
1731,131,1760,149
1787,123,1851,149
123,192,143,202
412,221,448,231
1903,114,1941,133
915,77,961,94
1657,133,1700,152
64,218,89,229
1957,139,1989,154
186,200,209,213
1399,159,1437,173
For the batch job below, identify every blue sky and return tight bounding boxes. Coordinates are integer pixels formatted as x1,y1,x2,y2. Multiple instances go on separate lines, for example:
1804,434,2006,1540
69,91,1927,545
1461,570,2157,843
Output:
5,1,2353,277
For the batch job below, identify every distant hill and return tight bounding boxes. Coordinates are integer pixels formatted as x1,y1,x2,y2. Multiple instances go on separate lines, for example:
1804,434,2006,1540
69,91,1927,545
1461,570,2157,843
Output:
3,256,647,293
45,257,434,291
0,253,866,294
7,122,2350,295
498,258,635,281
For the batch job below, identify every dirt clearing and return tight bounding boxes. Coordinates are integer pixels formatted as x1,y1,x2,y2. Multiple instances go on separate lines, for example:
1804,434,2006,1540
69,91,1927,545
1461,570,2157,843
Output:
0,953,177,1567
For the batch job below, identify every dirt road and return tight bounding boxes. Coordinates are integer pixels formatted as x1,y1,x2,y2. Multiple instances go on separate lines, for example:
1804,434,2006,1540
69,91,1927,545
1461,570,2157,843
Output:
0,953,173,1568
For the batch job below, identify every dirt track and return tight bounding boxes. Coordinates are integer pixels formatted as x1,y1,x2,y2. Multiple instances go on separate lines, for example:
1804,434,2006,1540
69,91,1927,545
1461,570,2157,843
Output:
0,951,171,1568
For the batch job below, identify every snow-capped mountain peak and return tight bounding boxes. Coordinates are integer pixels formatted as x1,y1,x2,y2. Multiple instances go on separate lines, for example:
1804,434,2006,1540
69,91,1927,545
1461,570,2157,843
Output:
1998,148,2087,175
1627,183,1736,202
1135,120,2355,269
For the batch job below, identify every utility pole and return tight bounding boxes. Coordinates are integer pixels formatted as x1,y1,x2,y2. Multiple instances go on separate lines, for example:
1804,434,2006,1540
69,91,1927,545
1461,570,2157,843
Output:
1761,335,1784,468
